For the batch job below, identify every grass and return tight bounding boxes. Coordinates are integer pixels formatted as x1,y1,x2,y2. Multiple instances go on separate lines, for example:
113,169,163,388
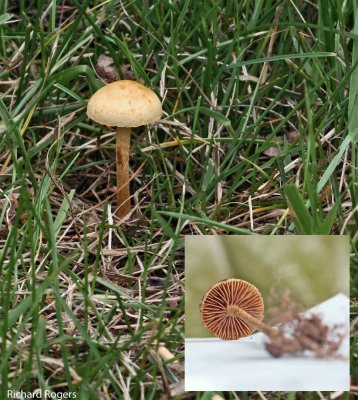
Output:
0,0,357,398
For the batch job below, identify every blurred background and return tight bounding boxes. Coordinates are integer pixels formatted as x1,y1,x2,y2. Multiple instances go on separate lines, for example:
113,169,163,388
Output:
185,236,349,338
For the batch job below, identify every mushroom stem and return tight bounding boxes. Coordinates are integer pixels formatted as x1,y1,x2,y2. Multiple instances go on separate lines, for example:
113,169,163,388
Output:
115,127,131,218
227,305,306,354
227,305,277,337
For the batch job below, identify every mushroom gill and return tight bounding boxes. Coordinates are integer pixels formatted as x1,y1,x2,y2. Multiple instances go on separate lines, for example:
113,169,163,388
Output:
200,278,264,340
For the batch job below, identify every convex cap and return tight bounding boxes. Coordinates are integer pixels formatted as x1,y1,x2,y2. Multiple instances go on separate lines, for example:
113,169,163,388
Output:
200,278,264,340
87,80,162,127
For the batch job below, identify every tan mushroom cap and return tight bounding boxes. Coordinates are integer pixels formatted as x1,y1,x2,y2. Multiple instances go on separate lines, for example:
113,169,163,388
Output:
200,278,264,340
87,80,162,127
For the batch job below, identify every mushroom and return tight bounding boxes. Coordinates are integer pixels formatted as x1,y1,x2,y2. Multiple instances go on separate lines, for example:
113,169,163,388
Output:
200,278,279,340
87,80,162,218
200,278,341,358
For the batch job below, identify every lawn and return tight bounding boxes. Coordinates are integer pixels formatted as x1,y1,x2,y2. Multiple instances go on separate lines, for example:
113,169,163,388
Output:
0,0,357,399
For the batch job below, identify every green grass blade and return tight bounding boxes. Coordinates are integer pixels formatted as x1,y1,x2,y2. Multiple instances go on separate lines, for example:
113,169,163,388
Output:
349,7,358,135
0,13,12,25
317,130,358,194
319,200,341,235
158,211,254,234
284,184,313,234
226,52,337,69
53,189,76,239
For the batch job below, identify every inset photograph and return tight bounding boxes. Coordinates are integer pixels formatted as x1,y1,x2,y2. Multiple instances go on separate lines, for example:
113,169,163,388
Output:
185,236,350,391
